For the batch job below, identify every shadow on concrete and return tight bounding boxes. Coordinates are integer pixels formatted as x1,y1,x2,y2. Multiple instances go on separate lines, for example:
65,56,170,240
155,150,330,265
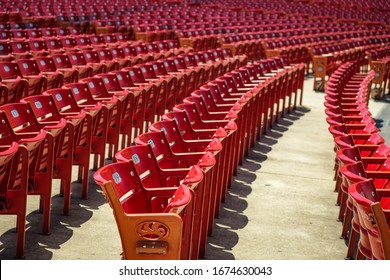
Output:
205,182,251,260
0,170,106,260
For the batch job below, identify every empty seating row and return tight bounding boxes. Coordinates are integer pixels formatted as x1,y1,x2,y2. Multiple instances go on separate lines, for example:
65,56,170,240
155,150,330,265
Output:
0,40,201,105
324,61,390,260
93,56,306,260
0,36,190,63
310,38,390,91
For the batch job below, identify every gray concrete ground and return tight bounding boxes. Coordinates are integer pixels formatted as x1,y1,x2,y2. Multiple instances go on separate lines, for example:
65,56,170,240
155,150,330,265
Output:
0,76,388,260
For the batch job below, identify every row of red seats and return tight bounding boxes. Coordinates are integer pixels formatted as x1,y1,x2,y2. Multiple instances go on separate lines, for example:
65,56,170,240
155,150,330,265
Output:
0,26,97,39
368,46,390,63
159,21,365,32
324,61,390,260
93,56,306,259
172,22,376,37
0,47,247,259
175,20,388,59
2,17,375,43
0,35,184,59
310,37,390,91
0,12,351,32
2,2,386,41
0,38,197,105
196,0,390,24
6,1,388,24
2,0,389,24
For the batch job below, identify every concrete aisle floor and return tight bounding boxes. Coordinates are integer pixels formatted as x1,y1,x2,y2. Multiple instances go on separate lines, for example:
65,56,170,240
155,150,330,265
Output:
205,76,388,260
0,76,388,260
206,77,344,260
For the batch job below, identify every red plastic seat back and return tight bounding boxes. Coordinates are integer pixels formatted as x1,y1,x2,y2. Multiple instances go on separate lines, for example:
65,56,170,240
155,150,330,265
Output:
340,162,367,188
83,77,111,99
183,53,198,68
0,62,21,79
163,110,213,140
174,103,208,129
1,103,41,134
102,34,118,45
35,56,58,72
98,73,123,92
42,28,57,38
55,28,71,37
94,160,149,213
97,49,114,61
20,95,62,123
28,40,48,52
139,63,158,80
162,58,179,72
60,37,78,49
17,59,41,76
0,106,46,186
157,41,170,52
110,47,126,59
114,70,137,88
90,35,105,46
44,38,64,52
151,61,169,76
9,41,31,55
52,54,74,69
135,131,178,168
135,44,148,55
122,45,138,57
44,88,81,114
172,57,188,70
0,31,13,41
127,66,147,84
65,82,96,106
83,50,101,64
68,52,88,66
146,42,160,54
149,120,191,152
74,35,92,49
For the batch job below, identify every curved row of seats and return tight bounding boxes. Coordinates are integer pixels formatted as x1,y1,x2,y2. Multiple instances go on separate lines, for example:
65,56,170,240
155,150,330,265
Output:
324,61,390,260
0,36,197,106
1,1,388,63
93,56,305,259
2,0,389,28
310,36,390,91
0,34,190,63
0,44,246,258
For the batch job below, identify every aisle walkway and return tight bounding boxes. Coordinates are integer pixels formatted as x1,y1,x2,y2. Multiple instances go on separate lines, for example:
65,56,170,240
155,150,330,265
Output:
206,77,345,259
205,76,388,260
0,77,388,260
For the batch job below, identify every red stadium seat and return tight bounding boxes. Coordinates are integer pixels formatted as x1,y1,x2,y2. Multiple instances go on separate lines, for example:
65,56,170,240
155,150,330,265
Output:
16,59,46,97
44,88,94,198
0,61,28,103
51,54,79,84
94,160,193,260
1,102,66,234
0,141,26,259
20,94,87,213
